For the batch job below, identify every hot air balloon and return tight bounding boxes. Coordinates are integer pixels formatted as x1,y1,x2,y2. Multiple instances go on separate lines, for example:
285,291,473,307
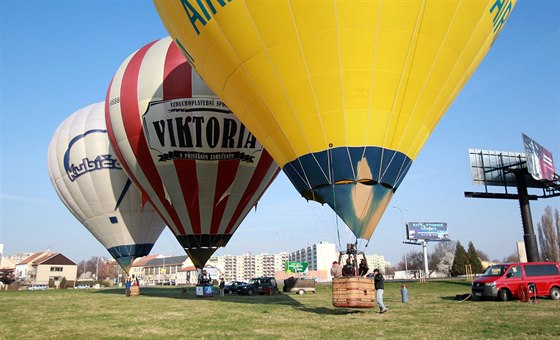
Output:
154,0,516,243
48,103,166,273
105,37,280,268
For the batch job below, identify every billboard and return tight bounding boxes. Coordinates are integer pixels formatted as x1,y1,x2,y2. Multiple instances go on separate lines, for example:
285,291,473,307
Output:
523,134,556,181
285,261,308,273
468,149,526,187
407,222,449,241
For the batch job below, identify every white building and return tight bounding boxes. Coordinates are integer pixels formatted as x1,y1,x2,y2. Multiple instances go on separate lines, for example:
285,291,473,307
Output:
209,253,288,282
289,241,338,272
288,241,391,279
364,254,391,273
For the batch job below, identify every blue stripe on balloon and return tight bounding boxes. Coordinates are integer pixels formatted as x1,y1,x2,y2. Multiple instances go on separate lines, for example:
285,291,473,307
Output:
283,146,412,239
107,243,155,261
283,146,412,197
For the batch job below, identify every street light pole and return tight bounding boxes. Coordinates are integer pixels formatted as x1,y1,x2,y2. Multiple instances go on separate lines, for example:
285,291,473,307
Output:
393,206,408,278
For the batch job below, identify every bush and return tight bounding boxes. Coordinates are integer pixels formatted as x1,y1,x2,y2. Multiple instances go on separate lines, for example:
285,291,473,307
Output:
60,277,67,289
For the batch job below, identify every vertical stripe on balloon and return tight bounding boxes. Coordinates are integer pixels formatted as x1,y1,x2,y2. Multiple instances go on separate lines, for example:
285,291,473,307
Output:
119,40,186,236
225,152,275,234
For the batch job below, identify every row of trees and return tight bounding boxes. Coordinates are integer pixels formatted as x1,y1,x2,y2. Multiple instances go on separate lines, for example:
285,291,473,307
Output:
391,206,559,277
395,240,486,277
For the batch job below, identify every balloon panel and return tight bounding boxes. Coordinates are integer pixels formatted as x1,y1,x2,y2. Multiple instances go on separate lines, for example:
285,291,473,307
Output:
154,0,516,240
106,38,279,264
155,1,515,165
47,103,166,272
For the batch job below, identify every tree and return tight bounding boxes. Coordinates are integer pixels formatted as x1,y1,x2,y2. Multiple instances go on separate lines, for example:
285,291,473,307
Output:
429,241,455,276
537,206,560,262
0,268,15,285
450,241,468,276
476,249,490,262
503,252,519,263
77,256,118,281
466,241,484,273
397,250,425,278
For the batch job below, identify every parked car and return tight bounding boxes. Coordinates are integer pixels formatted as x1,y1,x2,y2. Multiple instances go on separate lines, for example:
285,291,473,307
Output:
74,284,90,289
283,277,316,295
28,284,48,291
223,281,246,294
238,277,278,295
472,262,560,301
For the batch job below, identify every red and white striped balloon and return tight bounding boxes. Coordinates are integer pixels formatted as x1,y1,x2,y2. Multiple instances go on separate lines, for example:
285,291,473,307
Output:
106,37,279,268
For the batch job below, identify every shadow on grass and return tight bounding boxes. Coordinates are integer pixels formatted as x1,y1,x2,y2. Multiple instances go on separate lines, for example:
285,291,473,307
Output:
295,306,367,315
93,287,369,315
93,287,303,306
435,280,473,287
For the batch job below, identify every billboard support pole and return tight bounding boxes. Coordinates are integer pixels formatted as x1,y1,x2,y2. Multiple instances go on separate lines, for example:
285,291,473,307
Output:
513,170,540,262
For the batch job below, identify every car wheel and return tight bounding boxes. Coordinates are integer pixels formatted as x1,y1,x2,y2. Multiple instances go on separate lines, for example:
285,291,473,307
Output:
228,290,233,295
498,289,510,301
247,289,254,296
550,287,560,300
298,289,305,295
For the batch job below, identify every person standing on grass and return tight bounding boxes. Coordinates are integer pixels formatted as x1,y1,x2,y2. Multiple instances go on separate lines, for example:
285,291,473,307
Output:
373,268,387,313
219,278,225,297
125,277,131,297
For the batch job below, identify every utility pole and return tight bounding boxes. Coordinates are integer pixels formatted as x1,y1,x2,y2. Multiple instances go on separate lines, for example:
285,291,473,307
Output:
393,206,408,278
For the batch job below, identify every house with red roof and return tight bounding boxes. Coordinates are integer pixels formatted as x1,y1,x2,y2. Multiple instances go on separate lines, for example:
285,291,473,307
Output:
15,251,77,286
128,254,161,282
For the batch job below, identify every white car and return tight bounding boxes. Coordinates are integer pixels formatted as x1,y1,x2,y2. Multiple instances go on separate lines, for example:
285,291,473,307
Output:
29,284,48,291
74,284,91,289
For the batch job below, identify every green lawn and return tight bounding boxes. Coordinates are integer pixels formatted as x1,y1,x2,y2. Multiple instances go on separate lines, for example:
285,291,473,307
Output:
1,280,558,339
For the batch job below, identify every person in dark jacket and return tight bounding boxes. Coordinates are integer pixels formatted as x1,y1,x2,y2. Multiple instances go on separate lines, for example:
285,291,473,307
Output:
373,268,387,313
342,257,355,276
358,259,369,276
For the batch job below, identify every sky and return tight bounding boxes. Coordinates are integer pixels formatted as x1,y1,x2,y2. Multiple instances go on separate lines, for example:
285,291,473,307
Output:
0,1,559,266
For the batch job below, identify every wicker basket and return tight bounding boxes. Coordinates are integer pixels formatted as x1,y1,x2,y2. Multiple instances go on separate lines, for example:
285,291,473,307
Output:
130,285,140,296
332,277,375,308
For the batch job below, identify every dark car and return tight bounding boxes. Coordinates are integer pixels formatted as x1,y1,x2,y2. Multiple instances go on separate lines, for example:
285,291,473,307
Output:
223,281,246,294
237,277,278,295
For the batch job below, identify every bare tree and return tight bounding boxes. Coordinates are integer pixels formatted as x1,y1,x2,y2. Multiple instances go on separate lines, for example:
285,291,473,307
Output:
537,206,560,262
503,252,519,263
77,256,117,281
476,249,490,262
398,251,425,278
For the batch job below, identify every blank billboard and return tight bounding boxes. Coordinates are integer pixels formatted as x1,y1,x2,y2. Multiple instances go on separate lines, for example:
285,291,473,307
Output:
468,149,526,187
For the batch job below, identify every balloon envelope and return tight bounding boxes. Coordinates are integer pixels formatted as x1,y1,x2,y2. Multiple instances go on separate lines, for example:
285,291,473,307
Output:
106,37,279,268
48,103,166,273
154,0,516,240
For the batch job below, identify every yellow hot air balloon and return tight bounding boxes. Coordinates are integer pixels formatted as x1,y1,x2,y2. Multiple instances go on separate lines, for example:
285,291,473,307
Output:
154,1,516,242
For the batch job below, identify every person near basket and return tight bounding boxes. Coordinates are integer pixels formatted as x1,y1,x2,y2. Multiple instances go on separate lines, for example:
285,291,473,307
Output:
373,268,388,313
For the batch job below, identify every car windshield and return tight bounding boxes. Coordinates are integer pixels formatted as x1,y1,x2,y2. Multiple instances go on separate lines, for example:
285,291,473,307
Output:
248,279,258,284
482,265,509,277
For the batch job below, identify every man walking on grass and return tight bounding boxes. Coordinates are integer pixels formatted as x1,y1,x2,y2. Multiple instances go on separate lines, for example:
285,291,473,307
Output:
373,268,388,313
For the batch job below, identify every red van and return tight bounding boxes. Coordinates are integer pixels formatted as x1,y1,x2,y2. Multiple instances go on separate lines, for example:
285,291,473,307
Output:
471,262,560,301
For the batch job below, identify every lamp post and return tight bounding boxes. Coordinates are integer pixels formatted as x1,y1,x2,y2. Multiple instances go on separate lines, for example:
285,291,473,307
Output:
393,206,408,278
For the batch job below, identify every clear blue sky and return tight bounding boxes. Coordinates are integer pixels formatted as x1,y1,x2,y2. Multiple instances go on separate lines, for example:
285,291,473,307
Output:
1,1,558,266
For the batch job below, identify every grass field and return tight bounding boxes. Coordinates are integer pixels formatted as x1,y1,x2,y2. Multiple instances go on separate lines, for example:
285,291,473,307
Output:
1,280,559,339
